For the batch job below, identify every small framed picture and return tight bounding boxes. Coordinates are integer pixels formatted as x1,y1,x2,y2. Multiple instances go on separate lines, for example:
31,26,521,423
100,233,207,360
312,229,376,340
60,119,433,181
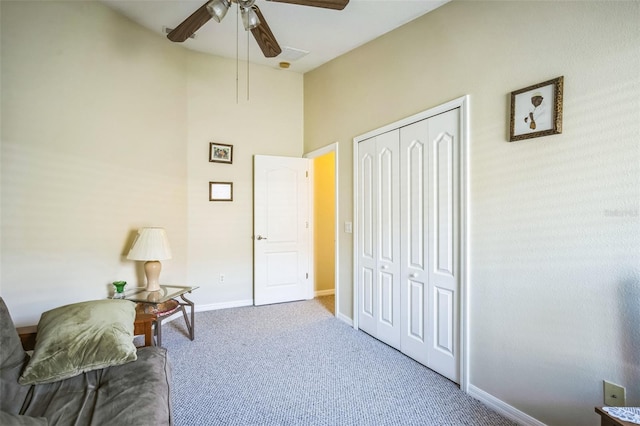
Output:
209,182,233,201
209,143,233,164
510,76,563,142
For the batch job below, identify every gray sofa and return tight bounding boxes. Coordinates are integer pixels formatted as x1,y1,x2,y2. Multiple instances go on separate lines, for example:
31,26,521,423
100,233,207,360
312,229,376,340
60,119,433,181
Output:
0,298,173,425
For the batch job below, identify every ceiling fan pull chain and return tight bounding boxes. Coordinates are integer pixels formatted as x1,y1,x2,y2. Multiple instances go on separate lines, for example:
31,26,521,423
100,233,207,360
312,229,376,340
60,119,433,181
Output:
247,29,250,101
236,2,239,104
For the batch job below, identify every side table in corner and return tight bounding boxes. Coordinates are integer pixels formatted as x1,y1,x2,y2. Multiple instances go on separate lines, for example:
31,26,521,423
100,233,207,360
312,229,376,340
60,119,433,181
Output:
123,285,198,347
595,407,637,426
134,313,155,347
16,325,38,351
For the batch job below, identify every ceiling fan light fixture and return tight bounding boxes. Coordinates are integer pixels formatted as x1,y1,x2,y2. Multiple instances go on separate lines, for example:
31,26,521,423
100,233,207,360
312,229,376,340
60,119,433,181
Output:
241,6,261,30
206,0,231,23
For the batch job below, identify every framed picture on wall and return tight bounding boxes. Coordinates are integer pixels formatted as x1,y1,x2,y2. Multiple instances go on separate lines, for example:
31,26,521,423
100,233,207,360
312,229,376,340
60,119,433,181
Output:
509,76,563,142
209,143,233,164
209,182,233,201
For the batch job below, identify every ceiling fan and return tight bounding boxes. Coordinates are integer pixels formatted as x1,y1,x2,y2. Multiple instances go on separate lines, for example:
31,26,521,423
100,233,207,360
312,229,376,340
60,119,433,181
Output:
166,0,350,58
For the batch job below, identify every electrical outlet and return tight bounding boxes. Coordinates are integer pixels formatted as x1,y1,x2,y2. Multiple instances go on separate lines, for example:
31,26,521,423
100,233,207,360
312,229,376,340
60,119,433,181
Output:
604,380,626,407
219,274,225,283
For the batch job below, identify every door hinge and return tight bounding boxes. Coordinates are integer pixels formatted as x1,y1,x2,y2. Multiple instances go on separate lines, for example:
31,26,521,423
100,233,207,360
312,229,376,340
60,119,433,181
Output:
306,221,309,229
306,273,309,279
306,170,308,178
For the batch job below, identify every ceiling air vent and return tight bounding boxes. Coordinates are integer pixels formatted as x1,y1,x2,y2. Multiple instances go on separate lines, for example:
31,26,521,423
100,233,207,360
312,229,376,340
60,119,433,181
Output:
279,46,310,62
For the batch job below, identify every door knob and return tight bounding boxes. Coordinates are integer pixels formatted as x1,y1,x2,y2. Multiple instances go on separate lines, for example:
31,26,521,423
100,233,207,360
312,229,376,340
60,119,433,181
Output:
381,265,388,270
410,273,418,278
256,235,267,240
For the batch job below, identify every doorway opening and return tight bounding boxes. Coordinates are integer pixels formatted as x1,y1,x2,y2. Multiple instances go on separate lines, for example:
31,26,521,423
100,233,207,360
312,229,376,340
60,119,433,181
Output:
305,143,339,318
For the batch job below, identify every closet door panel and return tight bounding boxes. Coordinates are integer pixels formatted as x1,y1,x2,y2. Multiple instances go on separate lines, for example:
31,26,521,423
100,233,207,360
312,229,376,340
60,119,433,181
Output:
399,119,430,366
434,287,455,355
435,130,455,276
379,271,395,325
407,141,425,270
357,138,377,336
362,268,374,317
375,131,401,348
427,109,460,383
408,281,425,339
378,147,395,263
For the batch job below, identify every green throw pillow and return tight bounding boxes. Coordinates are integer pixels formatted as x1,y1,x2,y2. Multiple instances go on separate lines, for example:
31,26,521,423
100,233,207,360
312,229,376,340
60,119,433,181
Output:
18,299,137,385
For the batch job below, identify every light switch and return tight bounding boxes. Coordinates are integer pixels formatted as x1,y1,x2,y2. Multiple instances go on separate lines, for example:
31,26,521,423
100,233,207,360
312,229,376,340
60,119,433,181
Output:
344,221,353,233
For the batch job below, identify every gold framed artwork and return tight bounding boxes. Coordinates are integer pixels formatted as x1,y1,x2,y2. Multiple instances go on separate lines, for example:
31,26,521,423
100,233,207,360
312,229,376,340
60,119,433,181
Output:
209,143,233,164
510,76,563,142
209,182,233,201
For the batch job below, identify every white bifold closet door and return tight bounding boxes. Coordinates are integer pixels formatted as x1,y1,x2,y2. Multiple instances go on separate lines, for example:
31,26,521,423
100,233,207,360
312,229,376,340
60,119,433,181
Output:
357,129,401,349
357,108,460,383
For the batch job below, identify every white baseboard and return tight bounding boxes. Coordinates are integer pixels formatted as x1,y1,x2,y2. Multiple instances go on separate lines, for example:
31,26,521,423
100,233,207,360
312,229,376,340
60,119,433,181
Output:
162,298,355,330
467,384,547,426
337,312,353,326
315,289,335,297
195,299,254,312
160,299,253,323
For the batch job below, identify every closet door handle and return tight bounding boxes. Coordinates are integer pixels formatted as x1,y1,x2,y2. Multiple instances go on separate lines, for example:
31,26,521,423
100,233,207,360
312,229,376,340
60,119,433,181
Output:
410,273,418,278
256,235,267,240
380,265,388,270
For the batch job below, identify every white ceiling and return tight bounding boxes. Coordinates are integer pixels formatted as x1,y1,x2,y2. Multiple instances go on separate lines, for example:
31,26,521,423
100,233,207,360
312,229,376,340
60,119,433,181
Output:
100,0,449,73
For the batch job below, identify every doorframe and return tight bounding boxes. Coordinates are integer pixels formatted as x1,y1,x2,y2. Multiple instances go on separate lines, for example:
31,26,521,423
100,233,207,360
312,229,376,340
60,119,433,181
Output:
304,142,340,320
352,95,470,392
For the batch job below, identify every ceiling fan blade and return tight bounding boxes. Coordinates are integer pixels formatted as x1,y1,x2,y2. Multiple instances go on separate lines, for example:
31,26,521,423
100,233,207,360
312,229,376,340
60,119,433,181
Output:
267,0,349,11
167,1,213,42
250,6,282,58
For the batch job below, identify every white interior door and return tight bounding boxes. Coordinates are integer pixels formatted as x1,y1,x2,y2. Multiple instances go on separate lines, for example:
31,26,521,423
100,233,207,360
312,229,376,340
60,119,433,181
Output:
254,155,311,306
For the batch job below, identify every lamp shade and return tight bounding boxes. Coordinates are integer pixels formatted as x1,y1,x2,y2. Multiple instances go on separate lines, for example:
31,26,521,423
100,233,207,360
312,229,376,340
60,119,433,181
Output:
127,228,172,261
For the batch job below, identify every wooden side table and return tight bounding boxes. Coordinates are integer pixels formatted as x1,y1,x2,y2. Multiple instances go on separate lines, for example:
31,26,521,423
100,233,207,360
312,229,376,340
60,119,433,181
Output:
17,325,38,351
595,407,637,426
135,299,191,347
124,285,198,347
134,313,155,347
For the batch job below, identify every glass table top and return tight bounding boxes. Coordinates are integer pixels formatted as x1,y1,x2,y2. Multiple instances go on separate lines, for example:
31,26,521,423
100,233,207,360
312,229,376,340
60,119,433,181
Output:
123,285,198,304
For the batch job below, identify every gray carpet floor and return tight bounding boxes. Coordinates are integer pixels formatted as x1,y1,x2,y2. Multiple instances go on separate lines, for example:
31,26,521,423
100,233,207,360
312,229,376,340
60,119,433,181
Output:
161,296,517,426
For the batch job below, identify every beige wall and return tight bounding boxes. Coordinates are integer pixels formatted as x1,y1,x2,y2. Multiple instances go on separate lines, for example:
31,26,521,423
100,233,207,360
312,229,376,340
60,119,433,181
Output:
314,152,335,294
0,1,303,323
304,1,639,425
1,1,188,325
185,51,303,308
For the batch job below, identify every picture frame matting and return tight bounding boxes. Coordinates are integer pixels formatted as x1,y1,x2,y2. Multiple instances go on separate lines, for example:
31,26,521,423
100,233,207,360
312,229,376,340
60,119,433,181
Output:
209,182,233,201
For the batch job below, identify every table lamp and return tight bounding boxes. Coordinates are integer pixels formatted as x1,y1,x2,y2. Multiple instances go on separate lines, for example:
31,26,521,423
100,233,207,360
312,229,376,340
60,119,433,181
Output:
127,227,172,292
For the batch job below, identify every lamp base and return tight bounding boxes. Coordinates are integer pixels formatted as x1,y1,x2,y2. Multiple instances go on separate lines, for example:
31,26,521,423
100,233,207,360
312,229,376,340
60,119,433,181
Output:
144,260,162,292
